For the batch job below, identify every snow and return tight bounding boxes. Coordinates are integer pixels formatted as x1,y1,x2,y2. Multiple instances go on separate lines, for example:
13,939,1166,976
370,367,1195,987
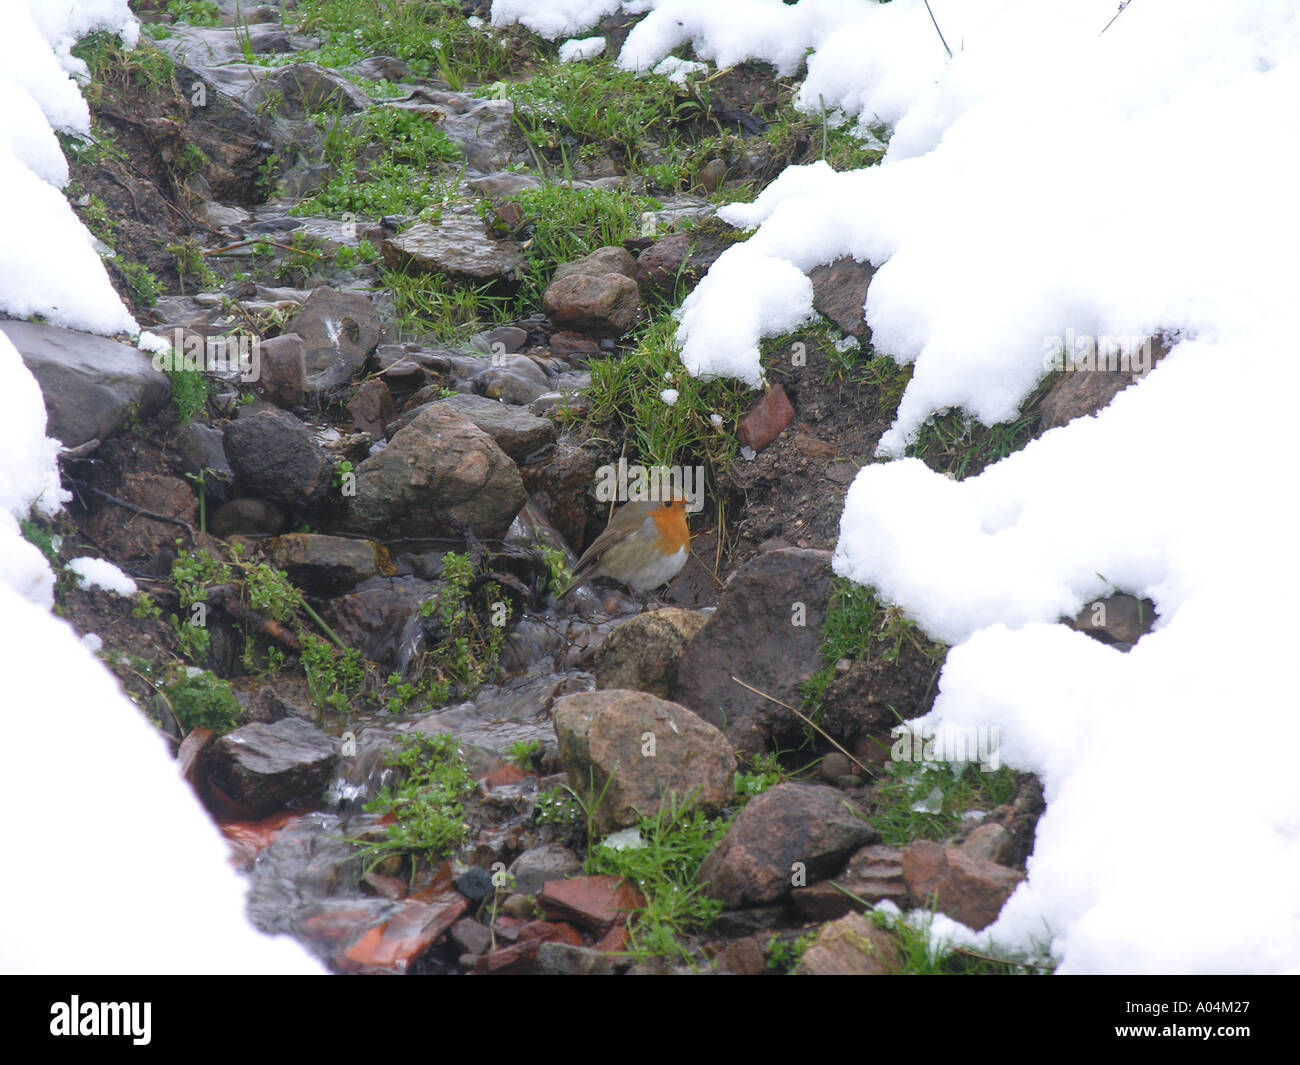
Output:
67,556,137,596
0,1,321,975
495,0,1300,973
559,36,607,63
652,56,707,85
490,0,623,40
0,0,137,334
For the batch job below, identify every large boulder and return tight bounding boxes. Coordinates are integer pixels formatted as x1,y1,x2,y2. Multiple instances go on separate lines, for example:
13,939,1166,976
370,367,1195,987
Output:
552,689,736,836
1,320,171,448
344,405,525,539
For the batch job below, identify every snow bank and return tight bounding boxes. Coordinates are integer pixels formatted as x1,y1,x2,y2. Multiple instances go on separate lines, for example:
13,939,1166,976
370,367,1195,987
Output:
491,0,624,41
559,35,607,63
0,1,320,975
0,0,138,334
499,0,1300,972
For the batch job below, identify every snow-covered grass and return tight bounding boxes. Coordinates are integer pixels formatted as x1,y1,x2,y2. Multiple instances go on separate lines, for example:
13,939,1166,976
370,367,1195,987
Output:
0,0,320,975
492,0,1300,973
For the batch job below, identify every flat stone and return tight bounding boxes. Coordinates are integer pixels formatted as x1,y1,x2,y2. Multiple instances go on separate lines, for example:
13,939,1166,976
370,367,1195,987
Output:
264,533,394,594
589,608,709,700
809,257,875,340
381,215,524,284
538,876,644,935
0,320,171,448
901,840,1024,931
736,384,795,451
795,913,899,975
285,288,379,396
205,717,338,816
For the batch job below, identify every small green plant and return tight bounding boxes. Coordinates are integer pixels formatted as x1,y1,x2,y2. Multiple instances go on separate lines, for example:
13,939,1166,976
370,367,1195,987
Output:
505,739,542,771
19,518,59,568
109,257,161,310
165,366,208,424
766,932,813,973
165,669,242,734
586,794,729,963
411,551,509,699
300,631,366,718
536,544,571,597
245,562,304,623
132,592,163,620
378,267,514,341
869,758,1019,847
353,731,476,875
734,751,784,801
534,784,583,825
332,459,353,489
167,0,220,26
167,238,219,293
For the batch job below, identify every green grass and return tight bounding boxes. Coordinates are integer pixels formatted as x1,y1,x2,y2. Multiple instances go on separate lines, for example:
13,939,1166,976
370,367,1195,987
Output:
511,182,659,306
108,257,160,310
802,577,946,715
586,796,730,964
291,106,463,218
379,267,514,341
165,670,242,735
869,904,1052,975
281,0,544,82
583,314,752,471
905,377,1051,480
500,58,700,173
71,33,175,105
165,366,208,424
868,758,1019,847
166,0,220,26
353,731,476,876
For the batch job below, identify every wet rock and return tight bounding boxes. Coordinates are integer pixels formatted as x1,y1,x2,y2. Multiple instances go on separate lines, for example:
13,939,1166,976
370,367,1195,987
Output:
348,56,410,82
285,288,380,396
547,331,602,358
381,215,524,284
173,422,234,505
325,581,427,673
474,325,529,354
791,844,908,921
1063,593,1156,648
634,232,729,298
472,358,554,406
509,844,583,895
341,892,467,974
265,534,394,595
501,894,536,920
398,394,555,461
245,677,317,724
697,783,875,907
958,823,1016,866
86,473,198,560
450,917,492,956
589,608,709,700
171,64,273,203
223,409,332,509
723,936,767,975
247,63,370,119
519,441,604,553
543,247,640,336
537,876,644,936
735,384,795,452
345,405,526,539
362,871,408,901
475,921,584,972
454,867,496,903
698,158,728,192
0,320,171,449
205,717,338,817
901,840,1025,931
676,548,833,750
821,752,851,782
209,497,286,538
255,332,308,410
809,257,875,340
392,96,518,174
156,23,309,66
552,690,736,835
795,913,900,975
346,378,396,439
536,942,614,975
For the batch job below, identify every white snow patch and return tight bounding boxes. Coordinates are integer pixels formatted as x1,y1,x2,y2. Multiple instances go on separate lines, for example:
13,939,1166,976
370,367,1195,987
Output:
559,36,607,63
67,556,137,596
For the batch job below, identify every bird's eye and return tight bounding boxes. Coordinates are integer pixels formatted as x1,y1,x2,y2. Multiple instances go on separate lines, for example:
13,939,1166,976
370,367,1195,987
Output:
662,500,673,507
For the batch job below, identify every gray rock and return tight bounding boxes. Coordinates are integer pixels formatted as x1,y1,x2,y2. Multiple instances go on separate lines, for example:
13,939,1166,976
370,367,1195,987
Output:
206,717,338,816
223,409,331,509
381,215,524,284
543,247,641,336
395,393,555,461
265,534,393,595
553,689,736,836
536,942,613,975
285,288,379,396
809,257,875,340
509,844,583,895
0,320,171,449
246,63,371,119
345,405,526,538
209,497,286,538
696,782,876,907
254,332,308,409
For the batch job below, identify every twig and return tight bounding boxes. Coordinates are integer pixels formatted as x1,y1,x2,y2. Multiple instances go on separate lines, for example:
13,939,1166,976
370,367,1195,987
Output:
206,584,302,651
71,481,196,535
1099,1,1133,37
730,675,872,775
204,238,324,258
923,1,954,60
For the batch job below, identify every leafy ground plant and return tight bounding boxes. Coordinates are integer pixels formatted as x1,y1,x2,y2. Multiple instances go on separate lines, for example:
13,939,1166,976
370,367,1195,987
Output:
353,731,475,876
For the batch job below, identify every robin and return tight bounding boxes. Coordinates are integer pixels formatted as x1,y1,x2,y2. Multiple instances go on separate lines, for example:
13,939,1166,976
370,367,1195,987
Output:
557,497,691,598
